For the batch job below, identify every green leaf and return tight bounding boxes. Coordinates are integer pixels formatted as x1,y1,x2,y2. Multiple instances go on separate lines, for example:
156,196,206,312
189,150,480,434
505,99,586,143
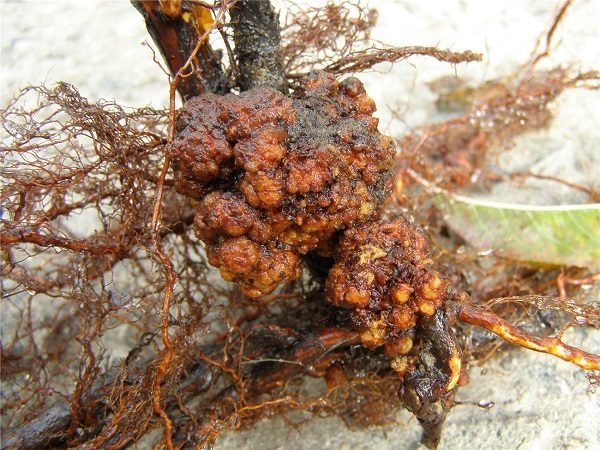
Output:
434,192,600,269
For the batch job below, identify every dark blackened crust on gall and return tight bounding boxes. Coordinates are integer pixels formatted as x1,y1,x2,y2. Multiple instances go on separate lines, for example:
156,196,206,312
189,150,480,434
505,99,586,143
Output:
325,219,449,351
171,71,396,297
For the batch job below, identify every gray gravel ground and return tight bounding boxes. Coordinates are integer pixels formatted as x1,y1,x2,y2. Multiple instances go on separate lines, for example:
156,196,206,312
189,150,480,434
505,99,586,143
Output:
2,1,599,449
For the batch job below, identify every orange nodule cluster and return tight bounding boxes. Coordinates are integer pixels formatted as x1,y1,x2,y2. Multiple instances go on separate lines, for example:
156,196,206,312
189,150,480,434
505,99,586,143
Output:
171,71,395,297
326,219,449,351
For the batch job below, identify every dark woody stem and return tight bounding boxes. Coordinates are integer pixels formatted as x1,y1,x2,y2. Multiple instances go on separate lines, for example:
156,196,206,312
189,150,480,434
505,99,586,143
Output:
131,0,229,99
230,0,288,93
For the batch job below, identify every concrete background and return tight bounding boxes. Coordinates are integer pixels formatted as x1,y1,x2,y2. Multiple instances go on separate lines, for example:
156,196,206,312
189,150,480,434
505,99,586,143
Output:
2,1,599,449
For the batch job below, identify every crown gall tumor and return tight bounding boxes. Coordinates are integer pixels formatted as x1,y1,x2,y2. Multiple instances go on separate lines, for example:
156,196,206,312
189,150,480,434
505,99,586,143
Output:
171,71,396,297
325,219,450,348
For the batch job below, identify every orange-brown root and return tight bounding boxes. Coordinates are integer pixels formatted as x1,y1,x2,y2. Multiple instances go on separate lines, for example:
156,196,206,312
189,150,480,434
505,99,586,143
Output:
455,302,600,371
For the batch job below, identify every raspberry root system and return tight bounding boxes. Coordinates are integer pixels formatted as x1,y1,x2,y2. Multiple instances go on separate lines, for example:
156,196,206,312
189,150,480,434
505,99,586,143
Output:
1,1,599,449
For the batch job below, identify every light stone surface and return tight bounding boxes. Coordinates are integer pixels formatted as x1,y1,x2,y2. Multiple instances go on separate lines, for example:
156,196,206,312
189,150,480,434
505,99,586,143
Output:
1,1,599,449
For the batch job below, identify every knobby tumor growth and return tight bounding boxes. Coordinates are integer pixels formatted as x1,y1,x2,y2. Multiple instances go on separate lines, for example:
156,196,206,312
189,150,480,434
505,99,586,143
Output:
1,1,599,449
328,220,448,347
173,71,394,297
